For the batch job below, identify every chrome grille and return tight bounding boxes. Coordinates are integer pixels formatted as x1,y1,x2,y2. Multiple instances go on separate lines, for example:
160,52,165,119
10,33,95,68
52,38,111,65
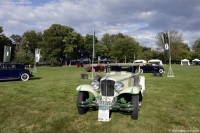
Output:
101,80,115,96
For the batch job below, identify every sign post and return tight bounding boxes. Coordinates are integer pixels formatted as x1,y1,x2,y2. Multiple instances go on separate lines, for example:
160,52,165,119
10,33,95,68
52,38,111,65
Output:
162,32,174,77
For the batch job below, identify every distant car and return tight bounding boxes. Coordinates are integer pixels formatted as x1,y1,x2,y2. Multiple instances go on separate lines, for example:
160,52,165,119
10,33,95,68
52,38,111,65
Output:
140,63,165,74
0,63,33,81
85,64,106,72
77,61,84,67
192,61,200,66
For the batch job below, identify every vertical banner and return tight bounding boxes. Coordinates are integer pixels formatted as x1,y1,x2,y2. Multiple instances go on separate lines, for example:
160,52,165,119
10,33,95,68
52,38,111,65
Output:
35,48,41,63
3,46,11,63
162,33,169,58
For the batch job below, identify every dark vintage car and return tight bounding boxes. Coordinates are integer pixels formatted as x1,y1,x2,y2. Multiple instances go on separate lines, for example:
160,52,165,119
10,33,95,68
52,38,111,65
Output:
85,64,106,72
0,63,33,81
76,61,84,67
140,63,165,74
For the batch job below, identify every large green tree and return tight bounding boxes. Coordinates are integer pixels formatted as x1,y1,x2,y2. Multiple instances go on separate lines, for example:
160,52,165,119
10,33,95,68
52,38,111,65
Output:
109,35,140,62
40,24,79,65
83,34,98,59
155,31,191,62
192,38,200,59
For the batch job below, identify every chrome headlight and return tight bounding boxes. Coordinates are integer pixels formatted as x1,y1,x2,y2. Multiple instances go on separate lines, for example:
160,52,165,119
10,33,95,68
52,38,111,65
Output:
91,80,100,91
114,81,124,91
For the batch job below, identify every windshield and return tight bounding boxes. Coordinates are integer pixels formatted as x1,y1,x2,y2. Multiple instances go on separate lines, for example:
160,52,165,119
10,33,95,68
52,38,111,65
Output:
106,65,139,73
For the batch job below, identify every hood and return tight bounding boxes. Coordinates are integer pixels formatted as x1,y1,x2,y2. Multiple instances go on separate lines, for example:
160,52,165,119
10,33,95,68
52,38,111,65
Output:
101,72,133,82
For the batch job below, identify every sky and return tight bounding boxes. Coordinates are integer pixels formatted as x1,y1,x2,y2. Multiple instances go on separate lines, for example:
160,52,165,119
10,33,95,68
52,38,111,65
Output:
0,0,200,49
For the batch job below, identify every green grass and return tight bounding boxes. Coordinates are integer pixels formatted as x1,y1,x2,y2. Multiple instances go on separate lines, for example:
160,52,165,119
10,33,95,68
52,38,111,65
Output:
0,65,200,133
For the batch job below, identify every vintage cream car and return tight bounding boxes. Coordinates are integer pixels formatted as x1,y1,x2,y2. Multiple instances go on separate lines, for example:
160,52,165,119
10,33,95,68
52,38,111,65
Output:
76,63,145,121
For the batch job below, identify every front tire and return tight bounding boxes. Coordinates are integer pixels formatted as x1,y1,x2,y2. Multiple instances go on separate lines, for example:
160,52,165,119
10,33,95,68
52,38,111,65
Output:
21,73,29,81
77,91,89,114
131,94,139,120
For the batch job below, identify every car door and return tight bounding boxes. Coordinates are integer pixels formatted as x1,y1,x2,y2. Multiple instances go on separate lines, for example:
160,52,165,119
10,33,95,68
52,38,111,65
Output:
0,64,12,79
148,64,155,72
10,64,21,79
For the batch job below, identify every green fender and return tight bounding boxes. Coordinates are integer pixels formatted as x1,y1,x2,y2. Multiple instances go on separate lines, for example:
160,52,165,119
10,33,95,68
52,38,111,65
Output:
119,86,140,95
76,85,99,97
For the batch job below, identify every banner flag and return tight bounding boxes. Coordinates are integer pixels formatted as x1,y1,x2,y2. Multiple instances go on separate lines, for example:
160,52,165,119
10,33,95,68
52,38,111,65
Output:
162,33,170,58
3,46,11,63
35,48,41,63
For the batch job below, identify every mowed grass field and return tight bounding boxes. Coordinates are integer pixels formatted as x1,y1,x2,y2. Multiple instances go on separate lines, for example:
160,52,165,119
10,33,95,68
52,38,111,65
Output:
0,65,200,133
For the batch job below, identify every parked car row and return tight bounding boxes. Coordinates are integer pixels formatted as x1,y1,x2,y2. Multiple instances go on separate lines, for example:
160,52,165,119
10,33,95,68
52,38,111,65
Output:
83,63,165,74
85,64,106,72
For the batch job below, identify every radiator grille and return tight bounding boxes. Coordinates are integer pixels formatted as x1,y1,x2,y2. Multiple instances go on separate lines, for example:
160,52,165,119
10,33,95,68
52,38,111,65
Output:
101,80,115,96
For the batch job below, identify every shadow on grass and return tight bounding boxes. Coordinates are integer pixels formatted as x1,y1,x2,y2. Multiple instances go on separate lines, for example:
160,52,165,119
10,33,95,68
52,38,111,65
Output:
0,77,42,82
30,77,42,80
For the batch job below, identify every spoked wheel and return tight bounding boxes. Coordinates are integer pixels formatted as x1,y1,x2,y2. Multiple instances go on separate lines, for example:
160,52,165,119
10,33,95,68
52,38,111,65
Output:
77,91,89,114
131,94,139,120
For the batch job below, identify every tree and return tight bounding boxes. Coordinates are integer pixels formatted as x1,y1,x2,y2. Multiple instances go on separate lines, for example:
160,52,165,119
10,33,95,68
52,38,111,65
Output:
109,35,140,62
21,31,42,54
40,24,76,65
83,34,98,59
13,44,34,64
95,41,108,58
10,34,22,45
138,46,153,61
155,31,190,62
192,38,200,51
192,38,200,59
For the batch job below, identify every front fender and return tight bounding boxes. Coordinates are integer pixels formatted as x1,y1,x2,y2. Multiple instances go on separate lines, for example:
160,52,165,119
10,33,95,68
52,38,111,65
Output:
76,85,99,97
119,86,140,95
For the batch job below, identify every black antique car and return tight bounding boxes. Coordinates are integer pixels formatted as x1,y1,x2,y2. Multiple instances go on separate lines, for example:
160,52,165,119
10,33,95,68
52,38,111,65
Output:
0,63,33,81
140,63,165,74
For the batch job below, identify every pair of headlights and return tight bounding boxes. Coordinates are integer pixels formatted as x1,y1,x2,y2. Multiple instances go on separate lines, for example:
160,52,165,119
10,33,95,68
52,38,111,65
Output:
91,80,124,92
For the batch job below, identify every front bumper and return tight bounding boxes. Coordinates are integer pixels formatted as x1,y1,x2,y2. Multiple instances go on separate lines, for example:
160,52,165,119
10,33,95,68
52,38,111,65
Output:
76,101,134,112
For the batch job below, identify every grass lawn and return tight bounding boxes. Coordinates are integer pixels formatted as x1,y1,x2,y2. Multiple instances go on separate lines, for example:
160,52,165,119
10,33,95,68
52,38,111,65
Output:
0,65,200,133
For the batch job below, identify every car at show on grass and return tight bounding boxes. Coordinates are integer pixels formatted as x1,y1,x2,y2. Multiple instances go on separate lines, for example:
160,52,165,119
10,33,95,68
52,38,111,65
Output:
0,63,33,81
140,63,165,74
85,64,106,72
76,63,145,121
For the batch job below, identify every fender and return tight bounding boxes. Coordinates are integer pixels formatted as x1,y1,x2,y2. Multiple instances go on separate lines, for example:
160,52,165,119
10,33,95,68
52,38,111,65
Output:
119,86,140,95
76,85,99,97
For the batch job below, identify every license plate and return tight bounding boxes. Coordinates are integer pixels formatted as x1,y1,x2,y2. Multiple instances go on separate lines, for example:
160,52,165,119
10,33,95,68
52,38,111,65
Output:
98,100,112,106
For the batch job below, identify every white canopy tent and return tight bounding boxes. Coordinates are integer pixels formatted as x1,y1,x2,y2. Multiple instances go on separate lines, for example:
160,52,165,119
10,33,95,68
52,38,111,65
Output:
134,60,147,63
148,59,163,65
181,59,190,65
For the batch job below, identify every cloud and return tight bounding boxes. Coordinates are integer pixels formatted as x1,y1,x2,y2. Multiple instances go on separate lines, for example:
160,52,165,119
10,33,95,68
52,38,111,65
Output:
0,0,200,49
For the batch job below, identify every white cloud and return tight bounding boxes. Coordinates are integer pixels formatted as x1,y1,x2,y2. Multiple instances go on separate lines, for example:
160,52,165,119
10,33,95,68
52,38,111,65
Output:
0,0,200,49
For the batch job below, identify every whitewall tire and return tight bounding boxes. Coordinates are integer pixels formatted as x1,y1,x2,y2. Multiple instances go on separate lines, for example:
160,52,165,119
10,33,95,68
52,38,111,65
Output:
21,73,29,81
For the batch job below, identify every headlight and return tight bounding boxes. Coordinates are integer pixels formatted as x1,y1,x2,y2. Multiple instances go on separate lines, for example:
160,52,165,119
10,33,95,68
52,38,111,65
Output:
114,81,124,91
91,80,100,91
